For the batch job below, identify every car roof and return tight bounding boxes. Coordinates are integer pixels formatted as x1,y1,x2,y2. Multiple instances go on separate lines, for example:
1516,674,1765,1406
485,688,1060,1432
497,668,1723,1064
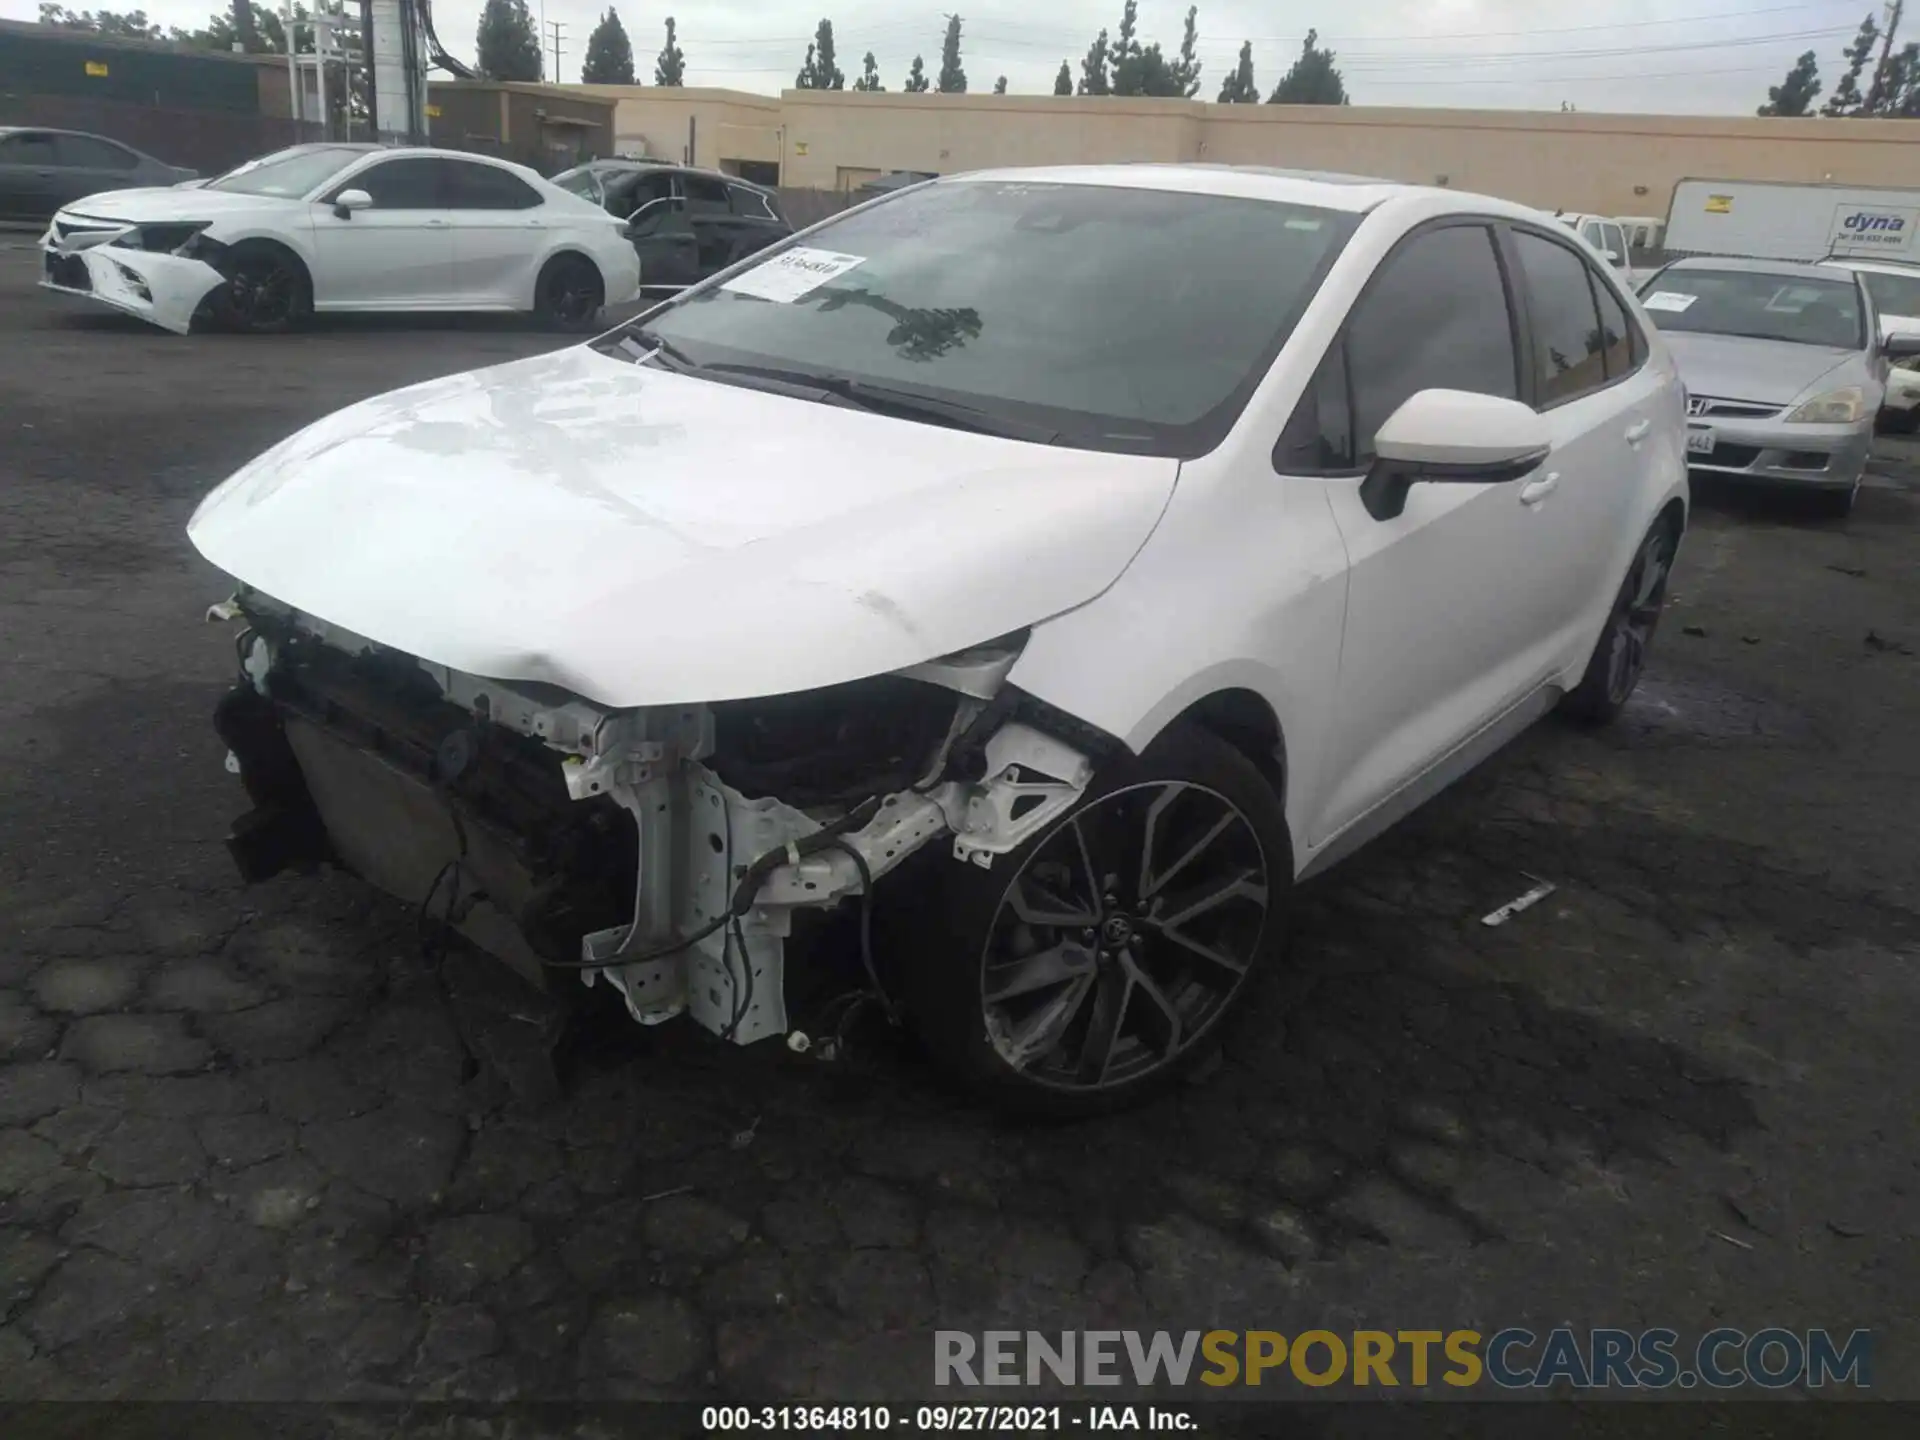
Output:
1663,255,1862,283
579,159,776,192
946,163,1544,220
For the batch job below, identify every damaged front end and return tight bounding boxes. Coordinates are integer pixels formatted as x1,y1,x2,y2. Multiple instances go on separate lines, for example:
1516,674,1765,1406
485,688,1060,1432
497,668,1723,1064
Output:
39,219,229,335
211,591,1099,1046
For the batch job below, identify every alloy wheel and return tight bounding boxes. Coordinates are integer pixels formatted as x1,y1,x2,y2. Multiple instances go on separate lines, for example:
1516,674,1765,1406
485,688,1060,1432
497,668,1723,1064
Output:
1605,525,1674,706
230,258,296,329
546,264,600,326
978,781,1270,1093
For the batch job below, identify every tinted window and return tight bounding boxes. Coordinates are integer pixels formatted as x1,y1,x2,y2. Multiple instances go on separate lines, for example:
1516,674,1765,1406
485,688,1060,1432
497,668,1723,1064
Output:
1346,224,1518,462
1514,231,1610,405
1858,268,1920,318
553,167,602,201
55,134,136,169
684,174,729,216
446,161,541,210
349,157,448,208
1591,272,1639,380
729,185,776,220
0,132,58,164
1641,268,1864,349
610,170,674,215
623,180,1356,458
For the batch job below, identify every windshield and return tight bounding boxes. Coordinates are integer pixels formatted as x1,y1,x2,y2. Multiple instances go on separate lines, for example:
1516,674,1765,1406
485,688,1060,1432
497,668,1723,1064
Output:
607,179,1357,456
1640,269,1865,349
207,146,368,198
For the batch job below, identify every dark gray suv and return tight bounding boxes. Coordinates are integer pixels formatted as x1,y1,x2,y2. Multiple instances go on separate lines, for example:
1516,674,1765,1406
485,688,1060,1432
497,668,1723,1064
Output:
552,161,791,291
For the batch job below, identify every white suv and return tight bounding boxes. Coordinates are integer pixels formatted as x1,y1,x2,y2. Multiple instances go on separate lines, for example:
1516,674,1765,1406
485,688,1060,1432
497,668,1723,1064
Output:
190,166,1689,1114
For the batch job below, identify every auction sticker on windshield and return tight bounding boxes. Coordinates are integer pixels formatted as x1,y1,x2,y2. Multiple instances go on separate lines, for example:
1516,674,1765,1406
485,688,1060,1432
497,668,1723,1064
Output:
1643,292,1698,313
722,247,866,303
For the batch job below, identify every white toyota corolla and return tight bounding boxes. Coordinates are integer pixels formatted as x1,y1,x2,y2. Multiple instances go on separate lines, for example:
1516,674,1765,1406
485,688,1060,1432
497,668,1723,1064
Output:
40,142,640,334
190,165,1687,1114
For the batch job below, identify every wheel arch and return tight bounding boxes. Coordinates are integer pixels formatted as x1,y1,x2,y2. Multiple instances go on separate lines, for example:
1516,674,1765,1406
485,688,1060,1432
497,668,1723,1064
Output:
1149,686,1289,809
535,245,605,292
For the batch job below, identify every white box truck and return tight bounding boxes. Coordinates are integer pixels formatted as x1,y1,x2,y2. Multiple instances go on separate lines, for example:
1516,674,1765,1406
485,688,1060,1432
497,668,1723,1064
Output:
1664,178,1920,263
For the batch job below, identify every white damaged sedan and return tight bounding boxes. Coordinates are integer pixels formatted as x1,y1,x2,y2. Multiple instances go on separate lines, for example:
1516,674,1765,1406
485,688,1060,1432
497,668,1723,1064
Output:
41,142,640,335
190,166,1687,1113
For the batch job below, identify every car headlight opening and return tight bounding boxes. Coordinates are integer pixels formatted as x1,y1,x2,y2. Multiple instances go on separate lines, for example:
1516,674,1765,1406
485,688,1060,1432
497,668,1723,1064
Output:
1784,386,1867,424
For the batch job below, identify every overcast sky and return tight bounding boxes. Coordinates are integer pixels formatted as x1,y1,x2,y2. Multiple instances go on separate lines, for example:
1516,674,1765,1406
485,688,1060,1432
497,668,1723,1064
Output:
0,0,1878,113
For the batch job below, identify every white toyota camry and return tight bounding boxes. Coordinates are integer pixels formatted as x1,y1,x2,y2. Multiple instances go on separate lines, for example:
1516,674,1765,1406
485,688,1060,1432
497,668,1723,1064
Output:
40,142,640,334
190,165,1687,1114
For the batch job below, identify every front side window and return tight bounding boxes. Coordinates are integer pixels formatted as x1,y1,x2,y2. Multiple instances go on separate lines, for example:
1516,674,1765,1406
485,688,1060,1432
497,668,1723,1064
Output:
1513,230,1610,406
1858,268,1920,318
1640,269,1865,349
553,167,603,204
1345,224,1519,463
56,134,136,169
0,131,57,164
343,157,449,208
1601,223,1627,262
1581,220,1605,250
209,145,368,198
683,175,730,216
614,180,1357,457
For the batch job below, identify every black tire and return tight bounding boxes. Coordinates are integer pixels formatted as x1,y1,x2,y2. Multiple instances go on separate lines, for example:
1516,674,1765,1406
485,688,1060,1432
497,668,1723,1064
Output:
892,720,1292,1119
535,254,605,333
1879,407,1917,436
1560,512,1680,726
217,242,309,334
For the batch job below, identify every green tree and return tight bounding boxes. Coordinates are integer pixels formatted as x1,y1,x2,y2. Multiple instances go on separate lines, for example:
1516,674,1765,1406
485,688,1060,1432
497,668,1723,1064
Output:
38,5,162,38
1824,13,1879,115
1054,60,1072,95
1169,5,1201,98
1107,1,1142,93
904,54,930,92
937,14,966,93
170,5,304,53
993,75,1007,94
853,50,883,91
1758,50,1821,116
581,8,635,84
1881,42,1920,115
476,0,541,82
1268,28,1346,104
1077,28,1109,95
797,18,845,89
1217,39,1256,102
655,16,686,85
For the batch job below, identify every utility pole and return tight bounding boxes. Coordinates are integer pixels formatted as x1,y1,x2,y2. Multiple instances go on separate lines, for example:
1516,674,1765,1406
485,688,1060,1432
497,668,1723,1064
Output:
547,19,566,84
1869,0,1904,113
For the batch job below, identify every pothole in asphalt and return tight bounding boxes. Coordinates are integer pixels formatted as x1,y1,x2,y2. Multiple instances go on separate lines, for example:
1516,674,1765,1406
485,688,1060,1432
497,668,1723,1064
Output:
1617,674,1822,747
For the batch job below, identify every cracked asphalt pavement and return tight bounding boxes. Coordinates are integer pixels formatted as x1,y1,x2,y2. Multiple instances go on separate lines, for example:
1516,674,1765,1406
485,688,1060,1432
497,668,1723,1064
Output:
2,245,1918,1404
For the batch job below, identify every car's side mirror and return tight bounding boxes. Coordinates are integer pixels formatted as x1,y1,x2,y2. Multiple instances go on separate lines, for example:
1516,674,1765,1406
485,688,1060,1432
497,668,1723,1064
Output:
332,188,372,219
1360,389,1552,522
1603,249,1622,265
1884,332,1920,361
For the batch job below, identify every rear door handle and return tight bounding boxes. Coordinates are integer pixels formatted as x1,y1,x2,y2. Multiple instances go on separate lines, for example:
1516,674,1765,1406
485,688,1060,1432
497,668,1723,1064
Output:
1519,472,1560,506
1624,419,1652,445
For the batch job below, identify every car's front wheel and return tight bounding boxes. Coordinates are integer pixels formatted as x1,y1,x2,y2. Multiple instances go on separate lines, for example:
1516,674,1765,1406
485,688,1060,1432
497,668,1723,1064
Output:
217,242,309,334
896,721,1291,1117
1560,512,1679,725
535,254,605,332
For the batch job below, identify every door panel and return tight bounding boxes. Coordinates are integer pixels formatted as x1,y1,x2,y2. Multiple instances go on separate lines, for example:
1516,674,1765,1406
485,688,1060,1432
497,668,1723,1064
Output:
443,160,548,304
309,157,454,307
628,195,699,287
1293,223,1541,846
0,131,61,221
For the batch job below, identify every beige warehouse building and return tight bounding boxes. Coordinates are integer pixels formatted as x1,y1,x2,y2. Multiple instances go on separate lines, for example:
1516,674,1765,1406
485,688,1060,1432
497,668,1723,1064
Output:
565,84,1920,217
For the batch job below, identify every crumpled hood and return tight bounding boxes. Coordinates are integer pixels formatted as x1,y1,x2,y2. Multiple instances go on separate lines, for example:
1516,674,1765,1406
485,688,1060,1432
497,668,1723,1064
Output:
1661,331,1861,407
187,346,1180,707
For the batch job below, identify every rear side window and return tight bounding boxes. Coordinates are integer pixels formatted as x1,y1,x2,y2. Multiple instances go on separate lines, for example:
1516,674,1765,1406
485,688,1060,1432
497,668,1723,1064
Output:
1513,230,1611,406
446,161,542,210
728,184,776,220
683,174,729,216
1346,224,1519,464
1591,274,1641,380
56,134,137,169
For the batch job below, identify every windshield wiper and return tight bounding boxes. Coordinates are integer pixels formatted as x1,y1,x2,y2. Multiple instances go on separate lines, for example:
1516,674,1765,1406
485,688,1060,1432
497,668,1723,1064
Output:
608,329,700,372
700,362,1059,443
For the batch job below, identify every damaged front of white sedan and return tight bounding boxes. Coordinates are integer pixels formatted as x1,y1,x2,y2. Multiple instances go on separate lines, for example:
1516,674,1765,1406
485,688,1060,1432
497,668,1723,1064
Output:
188,166,1690,1114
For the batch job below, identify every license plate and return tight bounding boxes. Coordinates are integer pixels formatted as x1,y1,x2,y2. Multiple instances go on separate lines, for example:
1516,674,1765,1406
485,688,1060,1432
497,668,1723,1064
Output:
1686,426,1716,455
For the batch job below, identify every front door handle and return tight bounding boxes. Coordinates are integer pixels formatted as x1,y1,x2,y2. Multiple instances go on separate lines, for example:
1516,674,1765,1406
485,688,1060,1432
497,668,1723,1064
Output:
1624,419,1652,445
1519,472,1560,506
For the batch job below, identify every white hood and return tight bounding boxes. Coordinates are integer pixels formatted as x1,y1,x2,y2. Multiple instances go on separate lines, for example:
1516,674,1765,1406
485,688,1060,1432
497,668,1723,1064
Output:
187,346,1180,707
62,187,295,224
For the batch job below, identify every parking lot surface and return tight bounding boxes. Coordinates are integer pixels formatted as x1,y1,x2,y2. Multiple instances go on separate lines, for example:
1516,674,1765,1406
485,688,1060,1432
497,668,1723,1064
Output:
2,244,1918,1402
